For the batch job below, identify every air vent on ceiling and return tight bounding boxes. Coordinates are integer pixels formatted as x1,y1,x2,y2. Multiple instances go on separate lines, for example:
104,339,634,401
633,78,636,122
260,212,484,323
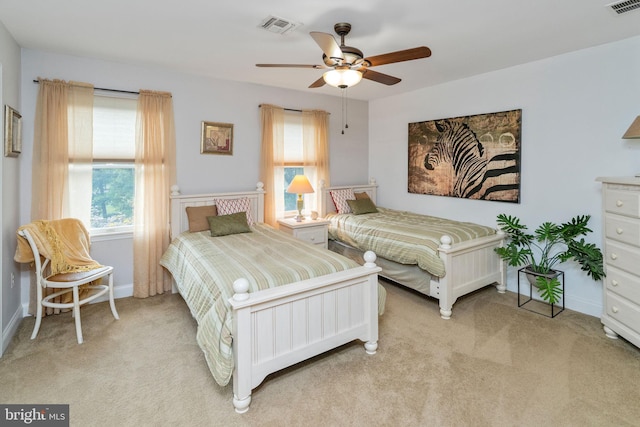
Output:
608,0,640,14
259,15,300,35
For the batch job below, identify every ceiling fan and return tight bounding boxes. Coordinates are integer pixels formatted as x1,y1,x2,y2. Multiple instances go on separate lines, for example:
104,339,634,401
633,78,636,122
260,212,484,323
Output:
256,22,432,89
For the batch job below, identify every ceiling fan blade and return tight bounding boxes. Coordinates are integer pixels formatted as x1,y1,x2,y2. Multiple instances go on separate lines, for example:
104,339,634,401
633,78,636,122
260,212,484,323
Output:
364,46,432,67
361,69,401,85
256,64,323,69
310,31,344,61
308,76,326,88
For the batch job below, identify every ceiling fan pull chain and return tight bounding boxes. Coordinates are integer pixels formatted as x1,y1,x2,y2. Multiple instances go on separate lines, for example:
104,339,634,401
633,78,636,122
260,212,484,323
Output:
345,87,349,130
341,87,349,134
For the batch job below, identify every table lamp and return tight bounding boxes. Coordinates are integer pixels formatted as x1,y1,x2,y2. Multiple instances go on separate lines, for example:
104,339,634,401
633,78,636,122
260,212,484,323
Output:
622,115,640,177
286,175,315,222
623,115,640,139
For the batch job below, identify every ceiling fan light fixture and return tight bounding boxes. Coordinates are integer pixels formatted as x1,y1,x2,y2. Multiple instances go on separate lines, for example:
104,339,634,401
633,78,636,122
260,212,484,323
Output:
323,68,362,88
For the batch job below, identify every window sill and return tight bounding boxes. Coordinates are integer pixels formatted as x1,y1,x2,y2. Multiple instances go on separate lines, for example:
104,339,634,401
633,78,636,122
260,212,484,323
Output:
91,230,133,242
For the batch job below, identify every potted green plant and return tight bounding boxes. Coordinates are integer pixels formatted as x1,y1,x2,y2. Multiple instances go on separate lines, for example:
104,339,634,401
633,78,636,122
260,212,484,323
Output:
495,214,605,305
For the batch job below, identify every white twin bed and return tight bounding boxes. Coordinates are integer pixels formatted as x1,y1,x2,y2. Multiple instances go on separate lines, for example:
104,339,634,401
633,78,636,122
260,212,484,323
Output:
320,179,506,319
162,184,382,413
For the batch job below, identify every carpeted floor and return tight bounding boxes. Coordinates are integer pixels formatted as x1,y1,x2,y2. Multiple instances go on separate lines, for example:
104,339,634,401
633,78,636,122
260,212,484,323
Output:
1,281,639,427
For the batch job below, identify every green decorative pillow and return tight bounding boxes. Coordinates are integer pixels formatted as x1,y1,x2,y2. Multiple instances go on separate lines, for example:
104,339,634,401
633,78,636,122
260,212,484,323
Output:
346,198,378,215
207,212,252,237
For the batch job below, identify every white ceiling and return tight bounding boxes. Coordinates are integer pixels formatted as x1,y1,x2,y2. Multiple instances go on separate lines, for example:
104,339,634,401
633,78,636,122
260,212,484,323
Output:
1,0,640,101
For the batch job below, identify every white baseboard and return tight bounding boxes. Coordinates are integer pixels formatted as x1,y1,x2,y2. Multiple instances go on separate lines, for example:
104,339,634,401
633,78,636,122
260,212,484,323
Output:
99,282,134,302
1,304,25,357
565,295,602,318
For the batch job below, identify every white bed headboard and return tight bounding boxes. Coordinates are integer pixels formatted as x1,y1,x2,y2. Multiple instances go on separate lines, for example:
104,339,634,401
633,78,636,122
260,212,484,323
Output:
169,183,265,239
320,178,378,217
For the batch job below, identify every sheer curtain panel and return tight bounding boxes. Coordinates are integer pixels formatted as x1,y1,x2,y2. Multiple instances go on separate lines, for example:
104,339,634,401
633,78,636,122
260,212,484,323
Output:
31,79,94,222
30,79,94,314
133,90,176,298
260,104,285,226
302,110,330,210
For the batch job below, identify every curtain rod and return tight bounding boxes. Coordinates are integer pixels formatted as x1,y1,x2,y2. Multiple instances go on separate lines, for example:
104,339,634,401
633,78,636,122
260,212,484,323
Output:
258,104,330,114
258,104,301,113
32,79,139,95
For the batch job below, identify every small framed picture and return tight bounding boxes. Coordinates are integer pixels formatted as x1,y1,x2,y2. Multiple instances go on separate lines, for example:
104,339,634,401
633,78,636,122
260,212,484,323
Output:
201,121,233,155
4,105,22,157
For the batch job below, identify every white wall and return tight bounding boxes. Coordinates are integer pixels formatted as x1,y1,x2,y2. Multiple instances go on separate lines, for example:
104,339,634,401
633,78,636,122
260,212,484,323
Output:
18,49,369,310
0,20,22,356
369,35,640,317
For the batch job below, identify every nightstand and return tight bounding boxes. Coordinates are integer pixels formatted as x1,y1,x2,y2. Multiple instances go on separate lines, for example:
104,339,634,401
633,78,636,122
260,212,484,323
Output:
277,218,330,249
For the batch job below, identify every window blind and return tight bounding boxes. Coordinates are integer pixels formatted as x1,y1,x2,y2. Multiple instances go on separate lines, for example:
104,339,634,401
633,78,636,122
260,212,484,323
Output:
93,95,137,160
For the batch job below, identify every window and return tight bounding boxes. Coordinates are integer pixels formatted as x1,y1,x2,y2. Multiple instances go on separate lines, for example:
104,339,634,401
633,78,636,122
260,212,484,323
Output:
283,110,305,213
91,164,134,230
260,104,328,225
282,110,320,215
284,167,304,212
90,94,137,234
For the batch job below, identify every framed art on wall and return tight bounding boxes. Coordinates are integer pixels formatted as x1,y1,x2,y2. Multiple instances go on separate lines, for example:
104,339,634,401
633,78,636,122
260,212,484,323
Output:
4,105,22,157
408,109,522,203
201,121,233,155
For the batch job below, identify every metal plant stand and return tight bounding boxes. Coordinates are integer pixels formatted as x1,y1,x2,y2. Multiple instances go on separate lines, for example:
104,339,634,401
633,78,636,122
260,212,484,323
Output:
517,267,565,318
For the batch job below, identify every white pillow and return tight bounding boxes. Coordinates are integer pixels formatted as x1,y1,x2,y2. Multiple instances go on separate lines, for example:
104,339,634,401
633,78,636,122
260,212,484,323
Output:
330,189,356,214
215,197,255,225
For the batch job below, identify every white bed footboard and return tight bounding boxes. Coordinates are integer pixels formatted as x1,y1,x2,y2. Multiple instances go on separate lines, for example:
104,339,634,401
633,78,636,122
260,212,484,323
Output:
433,233,506,319
229,255,381,413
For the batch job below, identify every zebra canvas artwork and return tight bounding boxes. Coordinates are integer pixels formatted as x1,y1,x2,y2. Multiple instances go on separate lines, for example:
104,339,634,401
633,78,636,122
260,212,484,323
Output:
408,109,522,203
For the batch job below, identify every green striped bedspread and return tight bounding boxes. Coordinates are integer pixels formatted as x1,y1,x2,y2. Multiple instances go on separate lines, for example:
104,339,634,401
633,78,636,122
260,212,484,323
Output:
326,207,497,278
160,223,385,386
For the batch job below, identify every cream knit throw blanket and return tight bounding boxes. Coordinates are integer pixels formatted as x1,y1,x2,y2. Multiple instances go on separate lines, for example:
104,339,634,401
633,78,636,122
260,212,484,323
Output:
15,218,101,275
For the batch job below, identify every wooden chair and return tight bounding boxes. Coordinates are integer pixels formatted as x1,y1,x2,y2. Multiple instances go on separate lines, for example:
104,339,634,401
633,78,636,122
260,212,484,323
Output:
18,228,119,344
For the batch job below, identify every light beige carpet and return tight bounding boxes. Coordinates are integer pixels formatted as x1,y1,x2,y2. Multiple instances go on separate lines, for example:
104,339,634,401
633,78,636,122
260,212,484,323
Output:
1,281,639,427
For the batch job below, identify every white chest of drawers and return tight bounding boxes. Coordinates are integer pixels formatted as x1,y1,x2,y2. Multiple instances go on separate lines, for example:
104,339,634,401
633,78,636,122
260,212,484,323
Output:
277,218,330,249
597,176,640,348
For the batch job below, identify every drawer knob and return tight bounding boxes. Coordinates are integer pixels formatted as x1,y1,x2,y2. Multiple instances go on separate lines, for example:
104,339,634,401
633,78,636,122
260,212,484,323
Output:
612,306,619,314
616,228,624,235
616,200,624,207
611,253,618,260
310,236,315,241
612,280,619,286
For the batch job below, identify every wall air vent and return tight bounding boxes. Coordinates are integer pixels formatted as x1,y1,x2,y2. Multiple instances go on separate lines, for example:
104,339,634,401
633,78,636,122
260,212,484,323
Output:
608,0,640,14
259,15,301,35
